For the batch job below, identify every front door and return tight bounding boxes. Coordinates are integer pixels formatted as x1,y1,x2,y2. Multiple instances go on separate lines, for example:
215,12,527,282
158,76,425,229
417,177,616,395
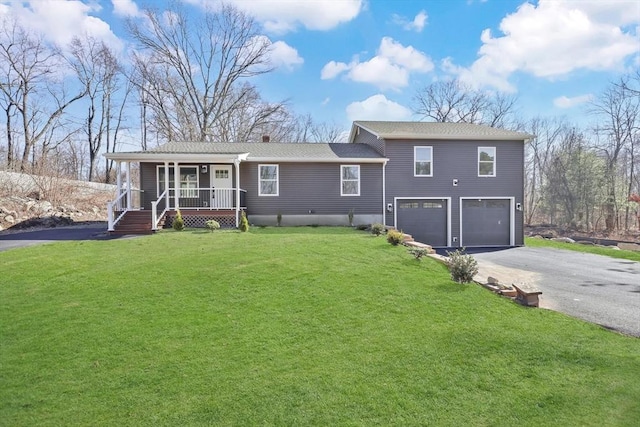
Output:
210,165,233,209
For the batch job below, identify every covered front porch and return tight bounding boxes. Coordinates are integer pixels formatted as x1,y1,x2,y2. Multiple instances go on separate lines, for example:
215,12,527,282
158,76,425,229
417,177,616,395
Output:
105,150,249,233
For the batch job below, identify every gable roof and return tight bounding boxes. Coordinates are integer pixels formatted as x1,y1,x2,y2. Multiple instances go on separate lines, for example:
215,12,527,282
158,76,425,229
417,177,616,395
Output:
105,141,387,163
350,121,534,142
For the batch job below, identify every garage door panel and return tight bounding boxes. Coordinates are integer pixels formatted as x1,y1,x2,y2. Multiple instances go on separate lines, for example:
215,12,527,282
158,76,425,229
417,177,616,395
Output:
397,199,448,247
462,199,510,246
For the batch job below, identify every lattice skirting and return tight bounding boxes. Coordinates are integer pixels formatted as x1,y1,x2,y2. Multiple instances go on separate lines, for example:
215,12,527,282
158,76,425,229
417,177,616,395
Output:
164,214,237,228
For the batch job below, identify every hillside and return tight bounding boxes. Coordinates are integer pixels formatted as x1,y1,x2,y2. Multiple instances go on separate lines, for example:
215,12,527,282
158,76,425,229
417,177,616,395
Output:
0,171,115,232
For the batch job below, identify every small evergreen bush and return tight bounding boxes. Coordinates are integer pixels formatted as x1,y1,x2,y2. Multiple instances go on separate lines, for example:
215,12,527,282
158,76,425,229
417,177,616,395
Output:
205,219,220,232
371,223,385,236
239,210,249,232
446,248,479,283
386,229,404,246
356,224,369,231
408,247,429,260
276,212,282,227
348,208,354,226
172,209,185,231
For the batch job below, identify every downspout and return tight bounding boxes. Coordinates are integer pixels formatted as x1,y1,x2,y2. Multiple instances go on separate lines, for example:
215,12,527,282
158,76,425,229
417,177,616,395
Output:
382,160,387,226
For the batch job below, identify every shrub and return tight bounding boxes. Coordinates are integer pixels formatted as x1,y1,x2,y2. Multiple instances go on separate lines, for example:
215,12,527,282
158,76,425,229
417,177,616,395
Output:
239,210,249,232
408,247,429,260
172,209,185,231
348,208,354,226
387,229,404,246
276,212,282,227
356,224,369,231
446,248,478,283
205,219,220,232
371,223,385,236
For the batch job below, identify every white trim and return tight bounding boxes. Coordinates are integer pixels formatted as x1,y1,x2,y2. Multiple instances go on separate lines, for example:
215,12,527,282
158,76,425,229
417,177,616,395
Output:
340,165,360,196
393,197,452,247
459,197,515,247
414,146,433,177
258,164,279,196
478,146,496,177
245,157,388,164
157,164,200,198
382,162,387,226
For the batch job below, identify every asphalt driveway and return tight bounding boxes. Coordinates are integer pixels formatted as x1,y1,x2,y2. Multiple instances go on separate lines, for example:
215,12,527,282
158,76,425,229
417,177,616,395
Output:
0,222,126,252
471,247,640,337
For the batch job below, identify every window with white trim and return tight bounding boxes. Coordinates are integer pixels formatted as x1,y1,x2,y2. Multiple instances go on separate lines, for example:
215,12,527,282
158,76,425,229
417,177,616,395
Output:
414,146,433,176
478,147,496,177
258,164,279,196
157,166,199,198
341,165,360,196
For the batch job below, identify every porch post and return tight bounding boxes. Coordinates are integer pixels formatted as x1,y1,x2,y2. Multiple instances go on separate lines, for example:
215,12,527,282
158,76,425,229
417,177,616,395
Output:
234,159,240,227
173,161,180,209
164,161,170,209
116,161,122,206
126,161,132,210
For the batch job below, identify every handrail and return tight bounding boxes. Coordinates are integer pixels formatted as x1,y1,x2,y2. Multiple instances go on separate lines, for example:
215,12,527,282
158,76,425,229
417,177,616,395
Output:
151,189,168,231
107,190,129,231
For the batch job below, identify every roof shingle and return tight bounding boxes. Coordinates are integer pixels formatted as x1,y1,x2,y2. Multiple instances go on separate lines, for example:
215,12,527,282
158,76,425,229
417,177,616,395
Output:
353,121,533,141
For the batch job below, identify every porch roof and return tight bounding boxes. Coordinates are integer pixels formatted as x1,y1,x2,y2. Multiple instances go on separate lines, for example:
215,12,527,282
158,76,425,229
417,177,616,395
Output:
105,141,388,163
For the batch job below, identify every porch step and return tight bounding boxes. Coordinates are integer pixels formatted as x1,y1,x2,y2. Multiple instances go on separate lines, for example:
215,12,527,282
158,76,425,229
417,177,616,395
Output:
111,211,155,235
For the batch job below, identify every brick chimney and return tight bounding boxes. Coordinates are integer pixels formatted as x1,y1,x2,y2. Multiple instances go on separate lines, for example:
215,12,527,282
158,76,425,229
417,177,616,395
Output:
262,135,270,143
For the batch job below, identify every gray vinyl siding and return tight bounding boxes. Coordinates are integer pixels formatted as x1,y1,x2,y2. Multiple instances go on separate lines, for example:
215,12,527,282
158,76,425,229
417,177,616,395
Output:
241,162,383,216
384,139,525,245
352,127,385,155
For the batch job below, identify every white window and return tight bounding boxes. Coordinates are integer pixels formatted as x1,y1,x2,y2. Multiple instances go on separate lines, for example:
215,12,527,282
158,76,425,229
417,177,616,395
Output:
414,146,433,177
478,147,496,177
341,165,360,196
157,165,199,198
258,164,279,196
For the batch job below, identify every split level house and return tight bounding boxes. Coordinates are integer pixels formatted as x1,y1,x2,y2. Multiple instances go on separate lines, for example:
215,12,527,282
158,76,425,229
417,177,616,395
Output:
105,121,533,248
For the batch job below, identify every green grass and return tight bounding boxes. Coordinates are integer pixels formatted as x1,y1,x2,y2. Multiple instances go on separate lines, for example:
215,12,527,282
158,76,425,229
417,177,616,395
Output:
1,227,639,426
526,237,640,262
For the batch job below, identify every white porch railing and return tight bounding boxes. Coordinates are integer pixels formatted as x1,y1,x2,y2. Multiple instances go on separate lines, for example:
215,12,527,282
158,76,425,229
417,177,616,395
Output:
150,188,246,230
107,190,128,231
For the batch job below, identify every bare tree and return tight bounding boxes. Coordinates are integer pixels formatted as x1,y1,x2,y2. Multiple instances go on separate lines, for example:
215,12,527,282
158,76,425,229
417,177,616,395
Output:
0,18,86,172
69,35,127,181
127,3,276,142
589,74,640,231
413,79,518,128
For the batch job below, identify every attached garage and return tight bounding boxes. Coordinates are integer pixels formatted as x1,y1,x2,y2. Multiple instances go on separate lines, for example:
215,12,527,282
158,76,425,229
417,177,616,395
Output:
396,198,449,247
460,198,513,247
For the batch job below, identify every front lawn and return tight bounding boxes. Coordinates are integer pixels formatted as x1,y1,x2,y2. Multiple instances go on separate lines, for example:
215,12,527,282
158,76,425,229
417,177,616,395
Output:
2,227,639,425
526,236,640,262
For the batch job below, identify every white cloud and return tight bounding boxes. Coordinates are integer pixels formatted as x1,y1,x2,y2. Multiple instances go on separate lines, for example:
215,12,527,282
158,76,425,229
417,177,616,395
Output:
321,37,433,90
112,0,142,18
188,0,363,34
553,94,594,109
0,0,122,51
321,97,330,106
346,94,412,121
393,10,428,32
446,0,639,92
269,40,304,70
321,61,350,79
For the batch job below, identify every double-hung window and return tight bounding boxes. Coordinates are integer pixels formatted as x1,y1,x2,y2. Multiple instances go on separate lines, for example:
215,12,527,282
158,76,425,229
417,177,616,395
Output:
341,165,360,196
158,166,199,198
414,146,433,177
478,147,496,177
258,164,279,196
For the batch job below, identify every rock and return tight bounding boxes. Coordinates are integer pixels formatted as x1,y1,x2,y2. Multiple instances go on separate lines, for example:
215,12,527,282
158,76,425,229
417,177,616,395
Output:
4,215,14,223
487,276,500,285
92,206,100,214
36,201,53,213
608,246,621,250
551,237,575,244
576,240,595,245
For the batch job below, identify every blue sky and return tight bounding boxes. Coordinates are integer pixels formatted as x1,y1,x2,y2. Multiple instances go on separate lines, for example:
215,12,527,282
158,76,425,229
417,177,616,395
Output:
1,0,639,134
